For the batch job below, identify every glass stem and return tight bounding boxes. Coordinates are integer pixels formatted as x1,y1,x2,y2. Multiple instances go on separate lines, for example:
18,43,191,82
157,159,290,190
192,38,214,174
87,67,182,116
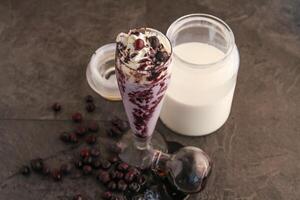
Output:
134,136,151,150
151,150,171,172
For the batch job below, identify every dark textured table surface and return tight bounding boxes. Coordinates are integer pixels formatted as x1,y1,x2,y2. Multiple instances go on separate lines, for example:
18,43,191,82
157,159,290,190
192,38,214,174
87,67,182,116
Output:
0,0,299,199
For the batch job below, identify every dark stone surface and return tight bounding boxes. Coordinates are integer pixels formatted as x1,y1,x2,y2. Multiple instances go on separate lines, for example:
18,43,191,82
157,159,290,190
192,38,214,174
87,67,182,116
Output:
0,0,299,199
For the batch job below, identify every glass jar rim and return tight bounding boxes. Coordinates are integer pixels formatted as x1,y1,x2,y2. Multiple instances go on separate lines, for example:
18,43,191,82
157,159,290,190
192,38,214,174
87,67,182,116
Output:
166,13,235,69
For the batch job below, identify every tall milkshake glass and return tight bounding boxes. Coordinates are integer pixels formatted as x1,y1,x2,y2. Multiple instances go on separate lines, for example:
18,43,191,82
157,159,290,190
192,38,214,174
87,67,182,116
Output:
115,28,172,167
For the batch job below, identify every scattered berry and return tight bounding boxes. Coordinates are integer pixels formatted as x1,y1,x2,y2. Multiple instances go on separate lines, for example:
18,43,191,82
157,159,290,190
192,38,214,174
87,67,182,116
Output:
72,112,83,123
110,170,117,179
117,180,127,191
60,132,70,143
85,95,94,103
137,175,147,186
82,156,93,165
115,171,124,180
106,127,123,138
52,103,61,112
87,121,99,132
82,165,93,175
90,147,100,157
102,191,112,199
74,160,84,169
108,156,119,164
129,182,141,192
92,160,101,169
124,170,135,183
107,181,117,190
117,162,129,172
20,165,31,176
60,163,72,175
97,170,110,184
107,142,122,154
80,148,90,158
111,118,129,132
73,194,83,200
30,158,44,172
86,102,96,112
52,169,62,181
85,135,97,145
75,126,87,137
100,159,111,170
42,165,51,176
134,39,144,50
69,132,78,143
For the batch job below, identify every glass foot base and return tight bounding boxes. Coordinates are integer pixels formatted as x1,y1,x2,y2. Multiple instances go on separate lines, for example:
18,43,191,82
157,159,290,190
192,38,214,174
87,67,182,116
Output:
118,130,168,168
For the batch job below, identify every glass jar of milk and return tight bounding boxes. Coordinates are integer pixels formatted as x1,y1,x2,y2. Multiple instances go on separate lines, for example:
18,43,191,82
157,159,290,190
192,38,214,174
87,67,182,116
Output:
160,14,240,136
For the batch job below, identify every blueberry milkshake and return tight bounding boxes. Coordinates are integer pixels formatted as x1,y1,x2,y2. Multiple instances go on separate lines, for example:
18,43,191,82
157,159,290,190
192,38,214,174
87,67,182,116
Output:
115,28,172,140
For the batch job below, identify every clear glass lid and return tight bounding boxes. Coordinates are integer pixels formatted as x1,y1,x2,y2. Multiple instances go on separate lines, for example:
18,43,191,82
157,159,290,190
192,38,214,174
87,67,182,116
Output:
86,43,121,101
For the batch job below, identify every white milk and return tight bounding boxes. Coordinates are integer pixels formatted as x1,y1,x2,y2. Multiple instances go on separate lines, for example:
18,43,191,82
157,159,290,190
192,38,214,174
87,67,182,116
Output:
160,42,239,136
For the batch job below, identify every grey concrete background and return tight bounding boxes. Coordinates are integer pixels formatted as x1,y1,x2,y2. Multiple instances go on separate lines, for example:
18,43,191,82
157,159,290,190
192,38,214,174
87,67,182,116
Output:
0,0,299,199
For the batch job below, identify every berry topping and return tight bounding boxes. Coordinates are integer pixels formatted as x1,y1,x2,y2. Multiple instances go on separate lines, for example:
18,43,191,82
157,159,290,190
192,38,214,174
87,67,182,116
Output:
134,39,144,50
148,36,160,50
155,51,169,62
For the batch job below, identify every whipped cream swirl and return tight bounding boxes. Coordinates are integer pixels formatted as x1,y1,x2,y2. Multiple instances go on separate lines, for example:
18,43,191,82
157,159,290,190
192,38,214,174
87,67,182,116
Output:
116,28,170,71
